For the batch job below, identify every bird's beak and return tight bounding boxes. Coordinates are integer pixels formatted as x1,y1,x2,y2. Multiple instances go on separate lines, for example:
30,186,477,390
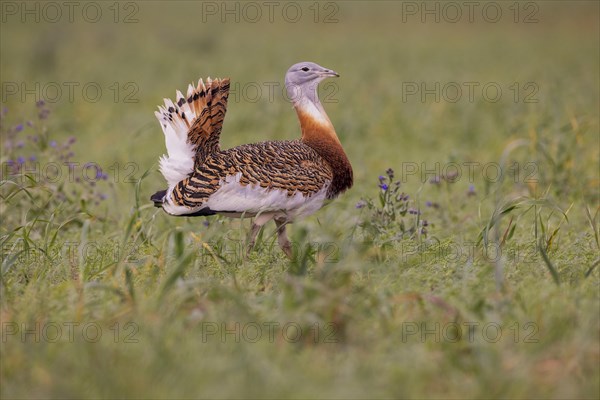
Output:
320,69,340,78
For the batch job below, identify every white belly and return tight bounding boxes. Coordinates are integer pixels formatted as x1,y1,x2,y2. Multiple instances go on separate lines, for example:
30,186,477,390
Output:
206,173,329,220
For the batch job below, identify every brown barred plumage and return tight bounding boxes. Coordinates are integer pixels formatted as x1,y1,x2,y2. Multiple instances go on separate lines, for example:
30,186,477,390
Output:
186,78,230,163
170,140,334,208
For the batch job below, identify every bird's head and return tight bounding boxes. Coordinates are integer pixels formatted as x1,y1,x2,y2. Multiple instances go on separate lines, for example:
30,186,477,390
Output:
285,62,339,105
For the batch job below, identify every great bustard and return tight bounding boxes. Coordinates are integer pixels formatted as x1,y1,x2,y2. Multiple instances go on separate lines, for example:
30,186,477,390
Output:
151,62,353,257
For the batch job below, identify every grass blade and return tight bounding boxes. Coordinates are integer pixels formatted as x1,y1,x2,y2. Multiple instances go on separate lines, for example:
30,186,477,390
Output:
538,237,560,285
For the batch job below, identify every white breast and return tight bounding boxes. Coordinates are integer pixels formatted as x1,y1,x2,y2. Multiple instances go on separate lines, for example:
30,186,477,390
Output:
207,173,329,220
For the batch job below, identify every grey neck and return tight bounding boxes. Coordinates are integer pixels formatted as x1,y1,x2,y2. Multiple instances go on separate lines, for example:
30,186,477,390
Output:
285,79,326,116
285,79,321,106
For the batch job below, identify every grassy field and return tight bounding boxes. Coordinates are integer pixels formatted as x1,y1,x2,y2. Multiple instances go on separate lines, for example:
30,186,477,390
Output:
1,1,599,399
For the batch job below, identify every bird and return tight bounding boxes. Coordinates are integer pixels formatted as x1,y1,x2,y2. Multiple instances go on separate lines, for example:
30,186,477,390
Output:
150,62,353,258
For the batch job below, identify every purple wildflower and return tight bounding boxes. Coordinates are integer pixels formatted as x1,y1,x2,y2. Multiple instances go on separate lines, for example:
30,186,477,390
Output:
16,156,25,164
15,124,24,132
445,171,459,182
379,183,389,191
39,109,50,120
355,200,367,209
16,141,24,148
49,140,57,148
468,184,476,196
29,155,37,162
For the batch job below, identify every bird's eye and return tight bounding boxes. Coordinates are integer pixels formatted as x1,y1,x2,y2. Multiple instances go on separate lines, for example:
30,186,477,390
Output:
301,67,309,72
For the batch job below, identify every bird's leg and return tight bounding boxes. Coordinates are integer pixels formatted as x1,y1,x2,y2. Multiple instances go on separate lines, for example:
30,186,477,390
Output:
274,218,293,259
247,223,262,255
246,213,275,257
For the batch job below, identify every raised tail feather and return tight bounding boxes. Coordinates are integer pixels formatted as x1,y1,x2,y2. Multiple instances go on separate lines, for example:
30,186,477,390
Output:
154,77,230,188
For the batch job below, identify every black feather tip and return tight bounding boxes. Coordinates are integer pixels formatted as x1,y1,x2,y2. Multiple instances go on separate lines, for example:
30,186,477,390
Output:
151,190,167,207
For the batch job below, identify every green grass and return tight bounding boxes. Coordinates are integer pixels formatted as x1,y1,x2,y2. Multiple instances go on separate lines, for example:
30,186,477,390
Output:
1,2,599,399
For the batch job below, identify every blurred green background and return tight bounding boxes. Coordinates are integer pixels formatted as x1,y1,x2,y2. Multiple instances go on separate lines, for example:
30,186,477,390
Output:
1,1,599,399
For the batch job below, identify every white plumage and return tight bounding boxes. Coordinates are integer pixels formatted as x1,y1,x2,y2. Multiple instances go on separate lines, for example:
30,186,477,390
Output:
155,80,214,188
205,173,331,219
